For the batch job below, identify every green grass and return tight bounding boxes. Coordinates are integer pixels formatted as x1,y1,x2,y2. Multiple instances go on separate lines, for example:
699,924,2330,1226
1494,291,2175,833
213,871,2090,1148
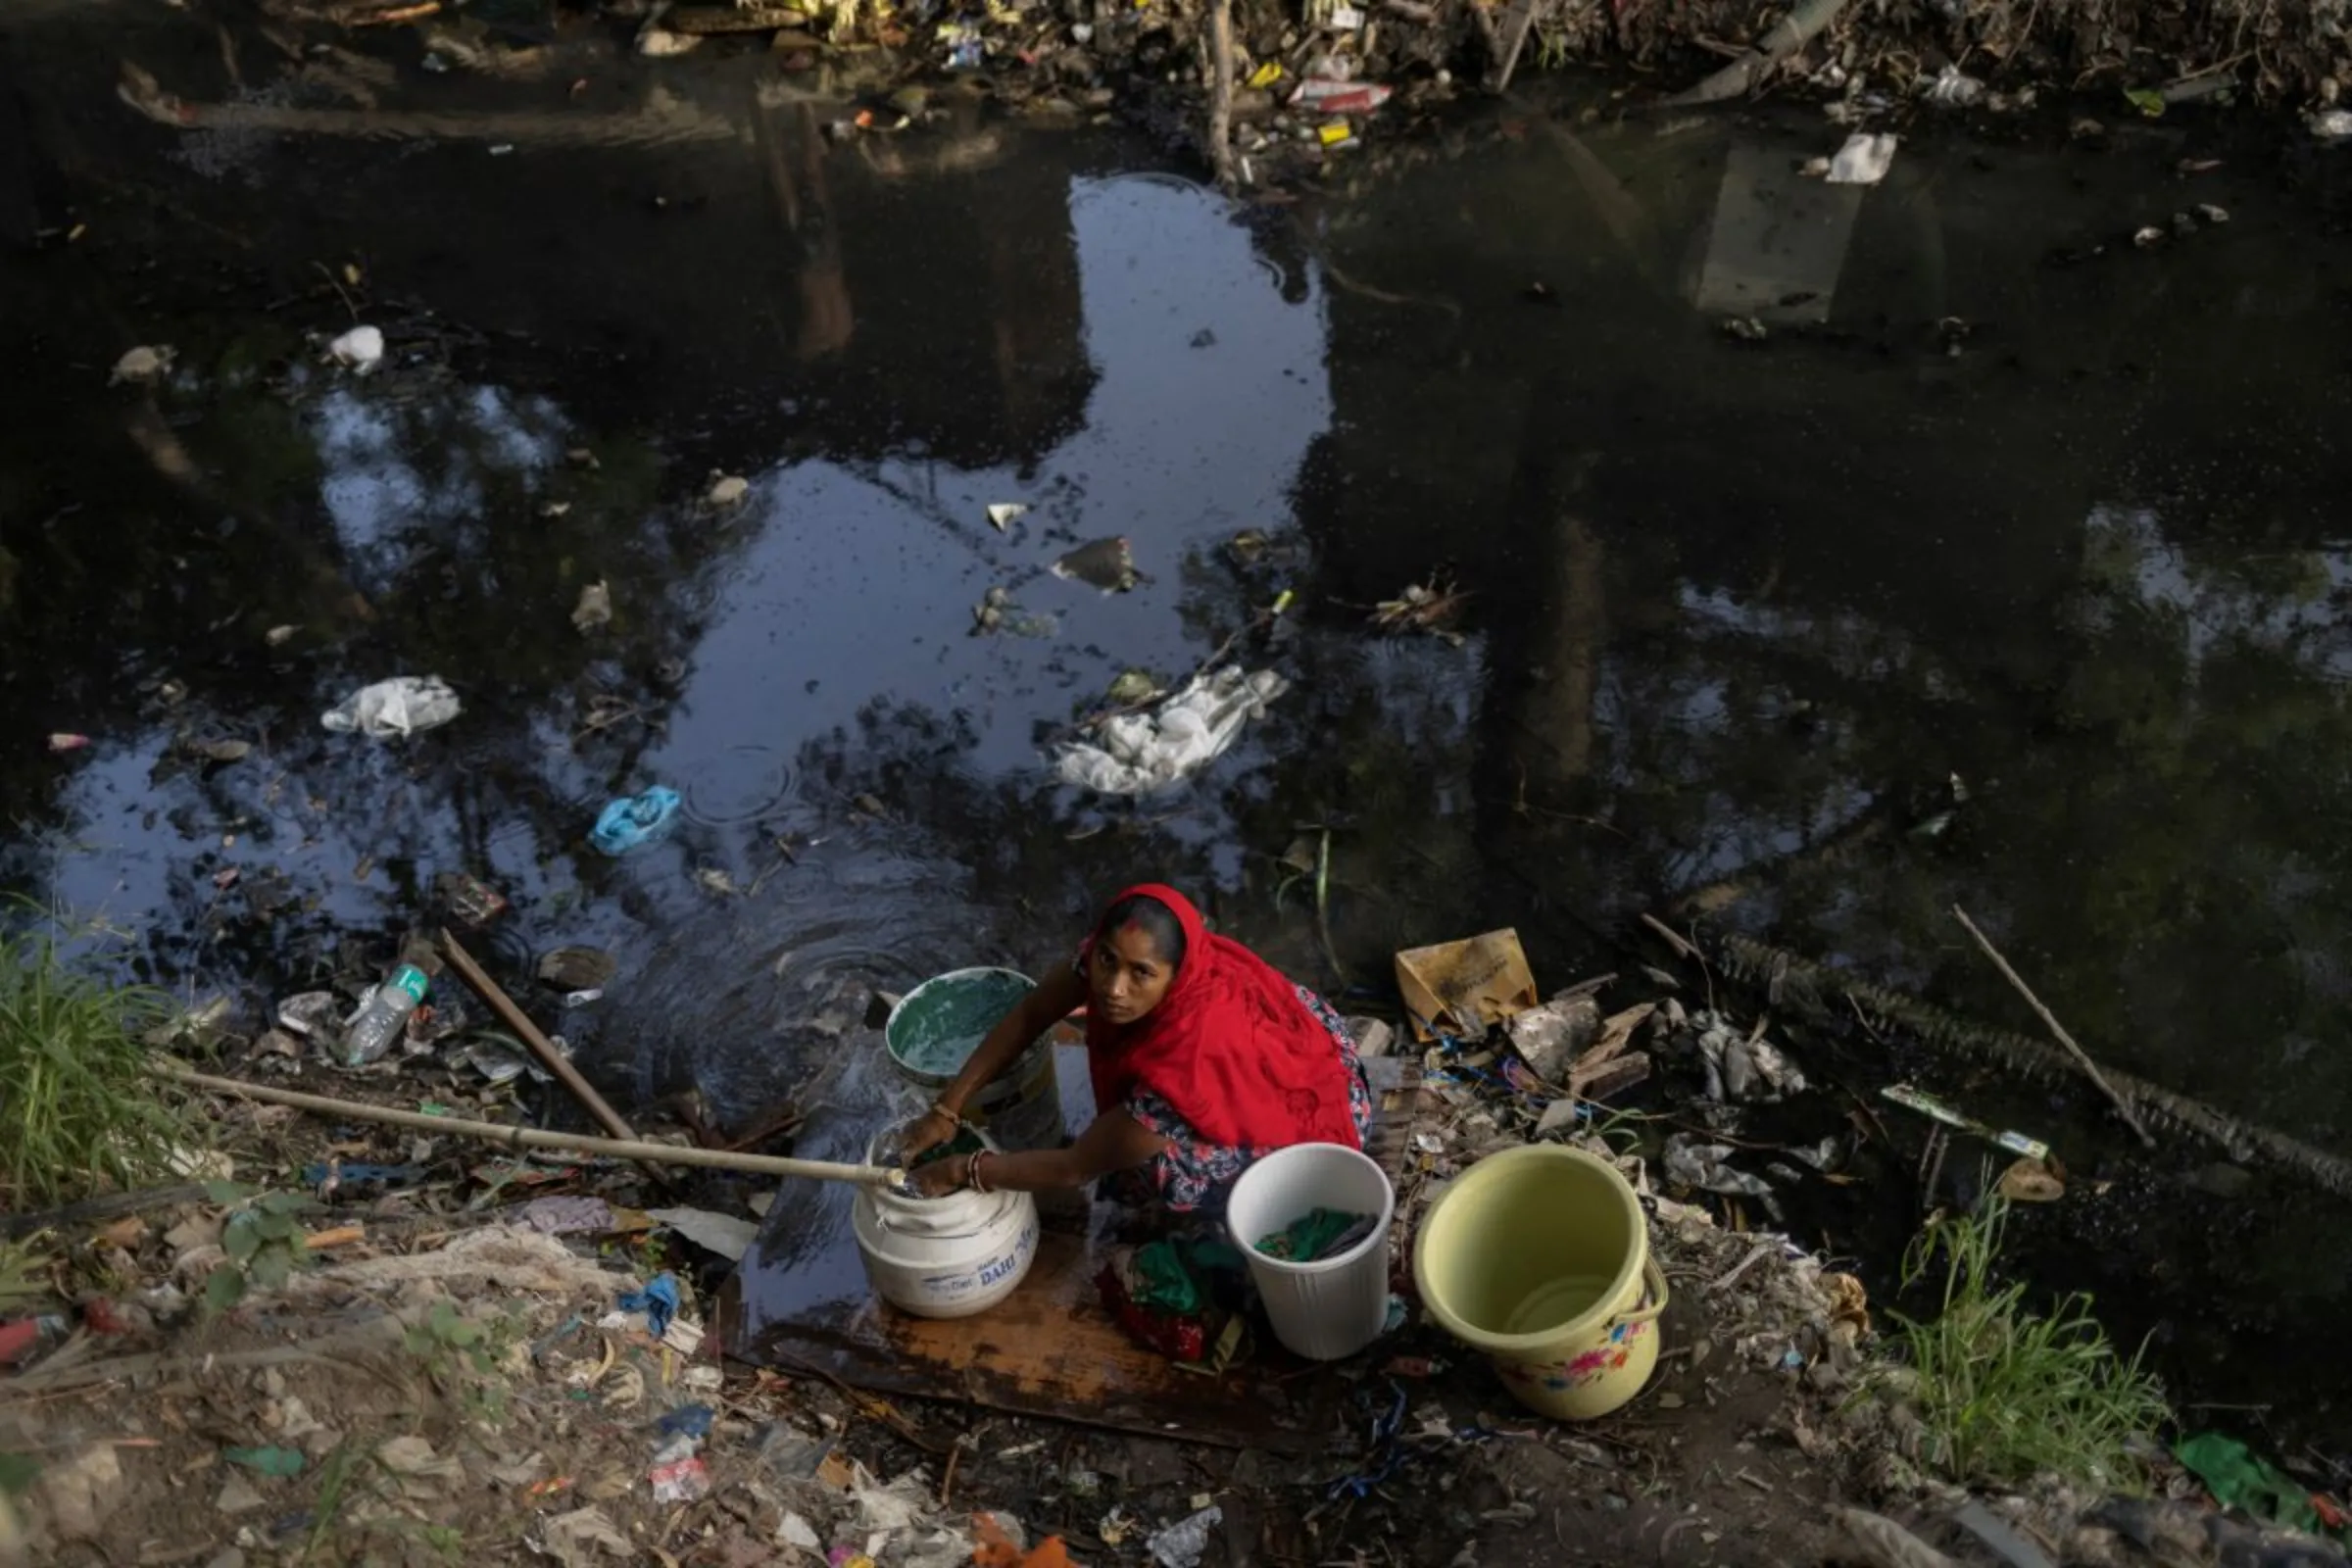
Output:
0,907,190,1207
1888,1199,2170,1492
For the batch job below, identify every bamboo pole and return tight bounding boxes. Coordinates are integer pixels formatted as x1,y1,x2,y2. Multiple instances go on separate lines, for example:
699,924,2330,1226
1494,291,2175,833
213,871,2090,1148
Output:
156,1061,906,1186
1950,905,2157,1149
438,928,642,1148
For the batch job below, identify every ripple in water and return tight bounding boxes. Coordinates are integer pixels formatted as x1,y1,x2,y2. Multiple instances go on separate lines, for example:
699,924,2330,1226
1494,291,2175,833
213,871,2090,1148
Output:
682,744,798,827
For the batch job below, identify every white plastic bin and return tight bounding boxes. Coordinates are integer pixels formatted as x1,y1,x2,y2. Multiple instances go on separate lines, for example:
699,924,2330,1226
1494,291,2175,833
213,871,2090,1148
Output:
1225,1142,1395,1361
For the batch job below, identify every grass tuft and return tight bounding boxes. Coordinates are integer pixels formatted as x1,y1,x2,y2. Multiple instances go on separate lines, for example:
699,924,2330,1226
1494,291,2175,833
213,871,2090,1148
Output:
0,905,190,1207
1888,1198,2170,1493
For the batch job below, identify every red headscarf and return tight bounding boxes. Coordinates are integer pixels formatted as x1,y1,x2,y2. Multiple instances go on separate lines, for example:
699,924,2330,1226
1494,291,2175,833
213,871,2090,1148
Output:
1085,884,1361,1151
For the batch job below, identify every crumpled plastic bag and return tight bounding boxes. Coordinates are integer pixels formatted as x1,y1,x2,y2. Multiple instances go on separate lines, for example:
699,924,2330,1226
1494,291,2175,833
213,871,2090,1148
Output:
1692,1011,1807,1102
1054,666,1289,795
589,787,681,855
320,675,461,738
1664,1132,1785,1221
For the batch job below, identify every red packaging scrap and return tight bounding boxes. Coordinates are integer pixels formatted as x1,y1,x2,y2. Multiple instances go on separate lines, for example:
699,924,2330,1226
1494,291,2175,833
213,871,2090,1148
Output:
1291,78,1393,115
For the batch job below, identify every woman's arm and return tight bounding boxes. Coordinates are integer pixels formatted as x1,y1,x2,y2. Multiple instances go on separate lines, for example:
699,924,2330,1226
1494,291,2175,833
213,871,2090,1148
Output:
913,1106,1166,1197
931,961,1087,1118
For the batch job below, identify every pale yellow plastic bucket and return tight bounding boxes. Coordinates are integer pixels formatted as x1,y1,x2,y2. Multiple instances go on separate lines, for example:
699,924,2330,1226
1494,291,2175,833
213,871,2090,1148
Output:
1413,1145,1668,1420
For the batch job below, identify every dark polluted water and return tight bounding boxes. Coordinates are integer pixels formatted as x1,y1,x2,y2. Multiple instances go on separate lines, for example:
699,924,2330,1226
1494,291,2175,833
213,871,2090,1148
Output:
7,5,2352,1457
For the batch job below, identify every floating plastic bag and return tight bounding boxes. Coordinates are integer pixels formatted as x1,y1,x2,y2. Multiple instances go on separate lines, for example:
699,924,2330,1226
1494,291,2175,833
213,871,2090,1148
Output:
319,675,462,738
1053,667,1289,795
589,787,681,855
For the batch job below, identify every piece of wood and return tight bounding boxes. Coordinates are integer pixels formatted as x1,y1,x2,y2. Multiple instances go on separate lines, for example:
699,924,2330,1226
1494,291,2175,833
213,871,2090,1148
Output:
439,929,644,1150
1205,0,1239,190
153,1062,906,1185
1949,906,2156,1149
303,1225,368,1250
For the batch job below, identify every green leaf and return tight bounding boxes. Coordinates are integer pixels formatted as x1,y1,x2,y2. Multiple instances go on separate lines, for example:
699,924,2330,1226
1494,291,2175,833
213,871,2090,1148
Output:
202,1180,255,1204
254,1211,295,1244
204,1266,247,1314
250,1248,292,1290
222,1446,306,1479
260,1192,305,1216
222,1217,261,1263
0,1453,40,1494
2124,87,2166,118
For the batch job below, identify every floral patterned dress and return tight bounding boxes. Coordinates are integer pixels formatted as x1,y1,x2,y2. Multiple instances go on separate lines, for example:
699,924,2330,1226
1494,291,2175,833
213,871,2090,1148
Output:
1100,982,1375,1214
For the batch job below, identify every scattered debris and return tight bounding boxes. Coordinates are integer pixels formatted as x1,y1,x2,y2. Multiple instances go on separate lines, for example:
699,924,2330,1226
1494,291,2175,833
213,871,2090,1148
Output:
1395,929,1538,1042
319,675,463,738
706,471,750,508
46,732,90,753
1826,133,1898,186
1052,667,1289,794
1994,1157,2065,1203
973,585,1057,638
986,502,1028,530
1053,537,1142,593
325,323,385,372
571,581,612,634
110,345,175,385
1369,577,1469,644
589,787,682,855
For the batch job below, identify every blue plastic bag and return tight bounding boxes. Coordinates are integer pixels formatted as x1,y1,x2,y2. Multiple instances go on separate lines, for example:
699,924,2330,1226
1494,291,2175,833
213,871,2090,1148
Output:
590,787,682,856
618,1272,681,1338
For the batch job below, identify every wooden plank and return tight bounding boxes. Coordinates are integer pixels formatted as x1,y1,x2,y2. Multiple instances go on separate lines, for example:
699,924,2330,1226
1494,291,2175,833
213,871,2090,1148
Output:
744,1223,1339,1451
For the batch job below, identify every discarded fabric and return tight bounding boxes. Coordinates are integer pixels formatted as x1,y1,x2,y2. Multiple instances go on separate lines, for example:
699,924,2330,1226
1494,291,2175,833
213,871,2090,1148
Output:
649,1454,710,1503
1253,1207,1374,1262
1053,667,1289,795
1146,1505,1223,1568
590,787,682,855
517,1195,616,1236
656,1403,714,1440
326,324,385,373
1825,133,1898,186
618,1273,681,1338
320,675,462,738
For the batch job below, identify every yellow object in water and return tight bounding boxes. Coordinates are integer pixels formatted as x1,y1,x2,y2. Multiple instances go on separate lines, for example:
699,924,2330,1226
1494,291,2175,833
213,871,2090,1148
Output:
1318,122,1352,147
1413,1145,1667,1420
1248,61,1284,89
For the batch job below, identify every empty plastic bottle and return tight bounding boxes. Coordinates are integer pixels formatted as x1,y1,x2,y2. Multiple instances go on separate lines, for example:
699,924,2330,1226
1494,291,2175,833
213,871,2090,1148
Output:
341,964,429,1066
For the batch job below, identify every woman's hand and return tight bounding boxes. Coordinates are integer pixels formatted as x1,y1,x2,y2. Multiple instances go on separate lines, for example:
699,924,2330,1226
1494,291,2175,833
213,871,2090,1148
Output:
908,1155,971,1199
897,1104,958,1164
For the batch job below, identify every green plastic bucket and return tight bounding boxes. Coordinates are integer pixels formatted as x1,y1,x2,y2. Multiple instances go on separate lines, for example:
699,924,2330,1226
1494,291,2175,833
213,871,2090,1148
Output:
885,967,1065,1152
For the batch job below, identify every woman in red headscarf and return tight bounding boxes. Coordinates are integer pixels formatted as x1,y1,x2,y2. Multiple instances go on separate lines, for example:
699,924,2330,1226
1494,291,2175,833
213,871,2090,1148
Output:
903,884,1373,1211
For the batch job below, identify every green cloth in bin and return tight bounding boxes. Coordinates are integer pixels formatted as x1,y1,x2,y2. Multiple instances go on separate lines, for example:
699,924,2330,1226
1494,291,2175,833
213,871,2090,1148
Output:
1252,1206,1371,1262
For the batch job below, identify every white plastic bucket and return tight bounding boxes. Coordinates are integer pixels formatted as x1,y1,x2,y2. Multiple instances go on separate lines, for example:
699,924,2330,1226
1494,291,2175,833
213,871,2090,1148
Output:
852,1134,1040,1319
1225,1143,1395,1361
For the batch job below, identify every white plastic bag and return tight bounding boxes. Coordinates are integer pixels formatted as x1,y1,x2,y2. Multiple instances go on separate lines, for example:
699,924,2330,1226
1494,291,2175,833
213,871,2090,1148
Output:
1054,667,1289,795
320,675,462,738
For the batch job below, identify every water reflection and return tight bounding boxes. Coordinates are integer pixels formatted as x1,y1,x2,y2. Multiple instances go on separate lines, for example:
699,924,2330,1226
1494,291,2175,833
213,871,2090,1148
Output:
9,4,2352,1443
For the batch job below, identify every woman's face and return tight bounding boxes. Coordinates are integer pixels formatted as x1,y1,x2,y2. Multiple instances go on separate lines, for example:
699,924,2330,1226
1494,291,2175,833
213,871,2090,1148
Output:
1089,921,1177,1026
